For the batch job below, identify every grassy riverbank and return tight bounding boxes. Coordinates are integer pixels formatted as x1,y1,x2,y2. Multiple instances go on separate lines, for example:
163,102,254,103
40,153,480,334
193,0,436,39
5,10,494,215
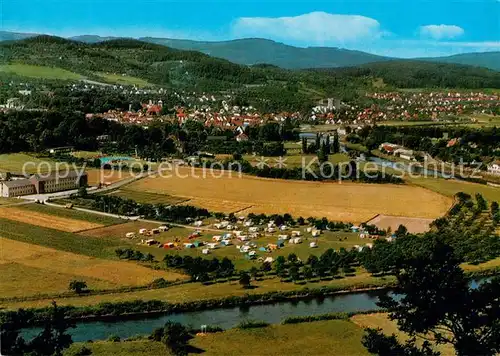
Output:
1,273,393,310
64,319,369,356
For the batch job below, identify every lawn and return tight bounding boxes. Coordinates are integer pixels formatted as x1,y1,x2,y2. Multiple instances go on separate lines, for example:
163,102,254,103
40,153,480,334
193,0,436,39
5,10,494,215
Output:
17,203,123,226
407,176,500,203
191,319,369,356
0,197,20,205
0,64,83,80
96,72,151,87
124,167,452,223
64,319,368,356
0,153,56,173
134,230,367,271
79,219,367,271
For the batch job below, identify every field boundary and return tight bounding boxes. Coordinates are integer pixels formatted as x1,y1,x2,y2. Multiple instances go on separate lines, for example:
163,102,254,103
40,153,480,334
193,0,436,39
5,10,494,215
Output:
73,220,129,234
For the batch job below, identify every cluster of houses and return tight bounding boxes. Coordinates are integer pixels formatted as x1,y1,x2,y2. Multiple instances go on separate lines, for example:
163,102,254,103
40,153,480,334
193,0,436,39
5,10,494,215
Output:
315,91,499,125
365,91,500,122
378,143,416,161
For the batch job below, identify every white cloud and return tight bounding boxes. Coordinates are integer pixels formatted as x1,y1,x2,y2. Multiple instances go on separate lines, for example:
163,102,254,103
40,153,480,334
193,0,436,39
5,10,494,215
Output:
232,12,383,45
419,24,465,40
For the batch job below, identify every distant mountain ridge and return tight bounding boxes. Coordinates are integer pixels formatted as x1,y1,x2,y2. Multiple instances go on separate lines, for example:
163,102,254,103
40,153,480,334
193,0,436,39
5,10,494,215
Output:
1,31,499,71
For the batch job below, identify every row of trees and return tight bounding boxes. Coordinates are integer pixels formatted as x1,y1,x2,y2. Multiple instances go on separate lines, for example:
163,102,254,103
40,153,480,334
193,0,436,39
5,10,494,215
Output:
163,255,235,281
73,194,211,223
211,157,403,184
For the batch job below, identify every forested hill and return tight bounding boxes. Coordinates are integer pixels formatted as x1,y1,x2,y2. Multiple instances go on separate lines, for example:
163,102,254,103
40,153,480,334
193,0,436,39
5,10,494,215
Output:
139,37,392,69
2,36,500,93
0,36,275,90
421,52,500,72
318,60,500,89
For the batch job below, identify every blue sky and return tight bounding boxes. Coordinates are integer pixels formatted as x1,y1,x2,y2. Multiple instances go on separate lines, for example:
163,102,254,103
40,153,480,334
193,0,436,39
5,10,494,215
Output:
2,0,500,57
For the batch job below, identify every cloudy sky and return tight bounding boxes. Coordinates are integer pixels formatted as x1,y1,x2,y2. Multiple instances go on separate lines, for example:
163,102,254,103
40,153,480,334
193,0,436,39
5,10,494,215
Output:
2,0,500,57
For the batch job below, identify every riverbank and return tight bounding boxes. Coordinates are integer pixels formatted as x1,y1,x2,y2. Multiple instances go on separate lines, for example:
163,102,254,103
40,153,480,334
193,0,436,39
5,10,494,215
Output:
10,280,394,328
60,310,454,355
1,271,393,310
64,318,371,356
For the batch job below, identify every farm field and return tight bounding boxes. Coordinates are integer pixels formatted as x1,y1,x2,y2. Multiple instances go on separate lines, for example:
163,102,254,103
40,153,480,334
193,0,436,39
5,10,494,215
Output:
105,188,188,205
65,319,368,356
18,203,123,225
407,176,500,202
0,206,103,232
0,63,83,80
0,217,123,259
0,238,185,298
366,215,434,233
124,168,452,222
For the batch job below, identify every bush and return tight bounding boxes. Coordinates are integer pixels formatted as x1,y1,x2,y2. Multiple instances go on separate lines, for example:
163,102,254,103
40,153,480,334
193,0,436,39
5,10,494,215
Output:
107,335,121,342
237,320,270,329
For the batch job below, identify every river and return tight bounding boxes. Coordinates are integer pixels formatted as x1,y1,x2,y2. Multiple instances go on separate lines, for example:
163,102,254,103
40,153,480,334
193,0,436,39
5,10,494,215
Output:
23,290,386,342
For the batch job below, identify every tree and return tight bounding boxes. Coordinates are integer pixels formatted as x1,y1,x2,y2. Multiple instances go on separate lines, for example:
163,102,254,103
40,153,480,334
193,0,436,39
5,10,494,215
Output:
239,272,251,289
68,280,88,294
373,238,500,356
362,328,439,356
332,132,340,154
232,151,242,161
261,261,272,273
287,253,298,264
77,186,87,198
27,301,75,356
394,224,408,238
302,266,313,281
289,265,300,282
491,201,499,217
162,321,193,356
249,266,259,281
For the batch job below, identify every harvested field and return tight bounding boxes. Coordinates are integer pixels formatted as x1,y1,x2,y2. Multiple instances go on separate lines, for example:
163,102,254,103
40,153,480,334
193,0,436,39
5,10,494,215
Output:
86,168,134,186
18,203,122,225
178,197,252,214
0,207,102,232
125,168,452,223
105,189,187,205
0,238,186,297
366,215,434,233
